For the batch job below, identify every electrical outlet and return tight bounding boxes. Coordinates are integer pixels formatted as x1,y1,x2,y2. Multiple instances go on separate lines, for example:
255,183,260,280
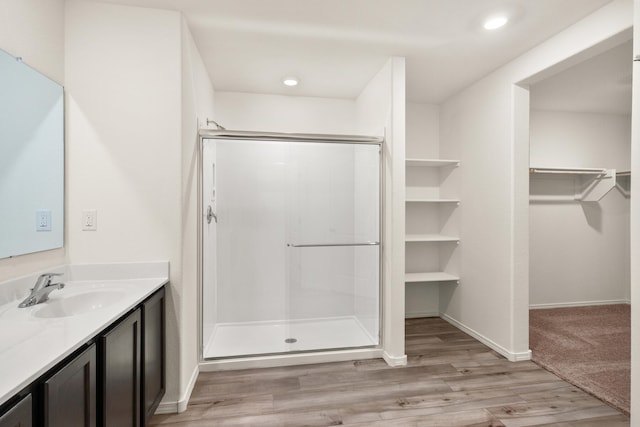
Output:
36,210,51,232
82,209,97,231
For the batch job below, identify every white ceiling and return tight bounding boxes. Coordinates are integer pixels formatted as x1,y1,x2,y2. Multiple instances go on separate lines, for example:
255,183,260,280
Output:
530,39,633,115
88,0,615,103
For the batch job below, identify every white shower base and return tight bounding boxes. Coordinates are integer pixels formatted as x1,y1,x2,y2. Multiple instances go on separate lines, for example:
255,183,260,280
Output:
203,316,377,359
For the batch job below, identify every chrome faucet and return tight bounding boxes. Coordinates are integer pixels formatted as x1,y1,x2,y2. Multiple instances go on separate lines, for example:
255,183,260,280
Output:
18,273,65,308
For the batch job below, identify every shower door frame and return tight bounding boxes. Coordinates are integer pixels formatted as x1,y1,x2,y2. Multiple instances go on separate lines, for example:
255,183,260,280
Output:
197,129,385,364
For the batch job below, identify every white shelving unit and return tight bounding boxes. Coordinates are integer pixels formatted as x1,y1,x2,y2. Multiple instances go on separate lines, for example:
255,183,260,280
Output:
405,158,460,285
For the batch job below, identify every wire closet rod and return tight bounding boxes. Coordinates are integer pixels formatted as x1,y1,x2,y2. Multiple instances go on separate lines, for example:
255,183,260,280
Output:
529,167,607,175
199,129,384,145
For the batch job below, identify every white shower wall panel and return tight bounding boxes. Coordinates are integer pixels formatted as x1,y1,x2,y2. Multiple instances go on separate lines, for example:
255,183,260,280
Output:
354,147,381,340
216,141,288,323
286,143,357,245
202,142,217,337
287,143,378,322
214,140,378,324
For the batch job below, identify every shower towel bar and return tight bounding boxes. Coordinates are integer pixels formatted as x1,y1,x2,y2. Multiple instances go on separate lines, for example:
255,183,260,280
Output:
287,242,379,248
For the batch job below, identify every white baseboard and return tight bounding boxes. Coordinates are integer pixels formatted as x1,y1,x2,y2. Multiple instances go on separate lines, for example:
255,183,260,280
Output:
530,299,630,309
405,311,440,319
440,313,531,362
154,365,199,414
383,351,407,367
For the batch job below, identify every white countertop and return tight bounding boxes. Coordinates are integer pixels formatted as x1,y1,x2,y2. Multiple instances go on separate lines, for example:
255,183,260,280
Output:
0,262,168,407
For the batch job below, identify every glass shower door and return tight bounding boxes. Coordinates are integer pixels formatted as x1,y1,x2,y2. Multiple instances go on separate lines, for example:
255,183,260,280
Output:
284,142,380,352
202,138,380,359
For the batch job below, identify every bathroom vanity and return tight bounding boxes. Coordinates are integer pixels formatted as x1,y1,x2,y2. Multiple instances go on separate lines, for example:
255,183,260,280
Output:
0,262,167,427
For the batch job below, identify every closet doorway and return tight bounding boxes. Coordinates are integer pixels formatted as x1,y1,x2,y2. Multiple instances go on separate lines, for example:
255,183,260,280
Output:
527,39,632,415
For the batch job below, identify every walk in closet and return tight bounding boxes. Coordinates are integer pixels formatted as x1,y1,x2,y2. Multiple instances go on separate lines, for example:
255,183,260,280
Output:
528,40,632,309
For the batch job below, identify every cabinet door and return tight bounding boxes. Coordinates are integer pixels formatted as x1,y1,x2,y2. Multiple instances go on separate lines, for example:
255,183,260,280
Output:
141,287,165,426
0,394,32,427
100,309,141,427
44,345,96,427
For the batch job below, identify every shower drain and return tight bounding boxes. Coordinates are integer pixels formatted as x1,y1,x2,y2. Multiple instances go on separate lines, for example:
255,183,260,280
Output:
284,338,297,344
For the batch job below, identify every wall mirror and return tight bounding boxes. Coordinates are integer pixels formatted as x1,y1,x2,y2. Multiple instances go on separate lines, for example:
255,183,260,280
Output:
0,48,64,258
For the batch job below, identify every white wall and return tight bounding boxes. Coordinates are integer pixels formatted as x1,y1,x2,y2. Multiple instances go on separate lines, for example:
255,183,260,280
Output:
356,58,406,365
180,16,216,410
215,92,357,134
0,0,67,280
0,0,64,85
65,0,184,405
439,0,632,361
529,111,630,307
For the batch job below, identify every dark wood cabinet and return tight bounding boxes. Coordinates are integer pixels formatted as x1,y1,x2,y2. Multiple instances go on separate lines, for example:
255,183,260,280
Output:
2,285,165,427
0,394,32,427
99,309,141,427
141,287,165,426
44,345,96,427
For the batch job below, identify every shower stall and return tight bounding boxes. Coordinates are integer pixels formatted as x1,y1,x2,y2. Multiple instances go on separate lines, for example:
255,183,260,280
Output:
200,131,382,361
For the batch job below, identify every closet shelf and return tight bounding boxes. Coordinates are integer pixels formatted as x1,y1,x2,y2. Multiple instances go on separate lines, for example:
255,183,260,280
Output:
406,198,460,203
405,234,459,243
405,272,460,283
617,170,631,177
406,159,460,167
529,167,607,175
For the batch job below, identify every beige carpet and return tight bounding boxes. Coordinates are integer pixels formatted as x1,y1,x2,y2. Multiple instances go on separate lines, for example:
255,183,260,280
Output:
529,304,630,416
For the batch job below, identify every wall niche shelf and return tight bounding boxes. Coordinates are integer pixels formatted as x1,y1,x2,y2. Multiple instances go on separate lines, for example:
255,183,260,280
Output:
404,156,460,290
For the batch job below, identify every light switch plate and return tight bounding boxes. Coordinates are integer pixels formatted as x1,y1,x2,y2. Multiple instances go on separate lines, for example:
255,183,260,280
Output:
82,209,97,231
36,209,51,231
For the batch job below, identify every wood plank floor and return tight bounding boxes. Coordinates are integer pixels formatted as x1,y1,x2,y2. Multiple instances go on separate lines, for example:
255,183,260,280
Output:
150,317,630,426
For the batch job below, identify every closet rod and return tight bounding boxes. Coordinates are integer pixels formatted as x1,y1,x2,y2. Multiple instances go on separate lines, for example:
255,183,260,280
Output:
529,167,607,175
617,171,631,177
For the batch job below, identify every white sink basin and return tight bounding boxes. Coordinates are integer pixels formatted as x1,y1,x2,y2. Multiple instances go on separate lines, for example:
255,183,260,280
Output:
33,291,126,318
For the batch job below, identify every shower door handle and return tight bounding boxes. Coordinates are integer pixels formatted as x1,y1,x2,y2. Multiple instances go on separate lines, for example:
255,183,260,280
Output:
206,205,217,224
287,242,379,248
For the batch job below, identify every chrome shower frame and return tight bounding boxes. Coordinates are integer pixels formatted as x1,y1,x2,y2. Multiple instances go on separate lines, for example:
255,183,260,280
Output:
196,129,385,368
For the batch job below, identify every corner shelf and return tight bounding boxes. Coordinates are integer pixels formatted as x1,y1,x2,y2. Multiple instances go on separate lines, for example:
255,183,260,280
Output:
405,272,460,283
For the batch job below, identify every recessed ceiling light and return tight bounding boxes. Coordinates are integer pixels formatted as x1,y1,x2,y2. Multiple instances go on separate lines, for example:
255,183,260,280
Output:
283,77,299,87
483,15,508,30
